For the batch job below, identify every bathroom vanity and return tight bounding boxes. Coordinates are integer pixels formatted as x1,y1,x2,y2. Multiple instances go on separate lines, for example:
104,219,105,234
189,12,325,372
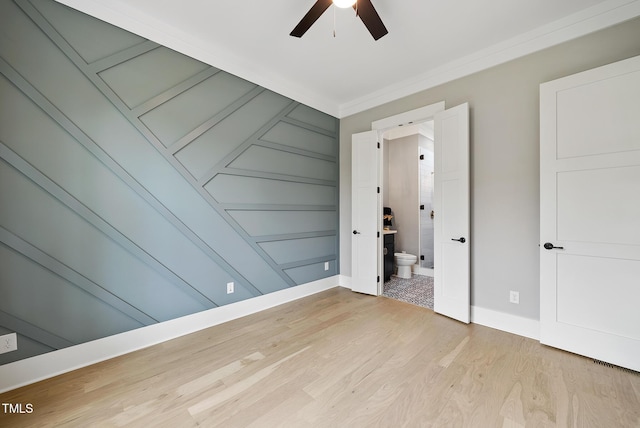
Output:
383,230,396,281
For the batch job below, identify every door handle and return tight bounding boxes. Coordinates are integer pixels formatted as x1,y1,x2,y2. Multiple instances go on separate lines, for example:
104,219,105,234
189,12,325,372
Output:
383,247,388,255
543,242,563,250
353,230,361,235
451,237,466,243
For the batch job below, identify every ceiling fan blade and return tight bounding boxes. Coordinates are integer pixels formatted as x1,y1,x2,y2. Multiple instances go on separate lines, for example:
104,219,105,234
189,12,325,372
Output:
290,0,333,37
354,0,388,40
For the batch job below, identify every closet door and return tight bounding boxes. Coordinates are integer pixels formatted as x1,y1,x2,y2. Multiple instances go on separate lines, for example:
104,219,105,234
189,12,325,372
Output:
540,55,640,371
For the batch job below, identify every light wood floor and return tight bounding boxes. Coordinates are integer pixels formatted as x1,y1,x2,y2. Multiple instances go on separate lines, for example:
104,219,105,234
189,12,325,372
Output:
1,287,638,427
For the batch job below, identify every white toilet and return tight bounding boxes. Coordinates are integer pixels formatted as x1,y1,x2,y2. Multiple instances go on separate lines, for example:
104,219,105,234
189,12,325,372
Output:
394,252,417,279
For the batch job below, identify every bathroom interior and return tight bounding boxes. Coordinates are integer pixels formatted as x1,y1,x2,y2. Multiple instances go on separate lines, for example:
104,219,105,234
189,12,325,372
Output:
381,121,435,309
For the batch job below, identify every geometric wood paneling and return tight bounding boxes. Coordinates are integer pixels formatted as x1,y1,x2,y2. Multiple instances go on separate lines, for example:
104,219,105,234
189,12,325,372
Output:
30,0,146,64
99,47,210,109
174,90,293,179
0,158,209,322
139,72,256,147
261,121,337,157
228,210,336,237
0,244,145,344
259,236,336,265
284,261,337,283
205,175,336,206
0,0,338,365
287,104,337,133
228,145,337,182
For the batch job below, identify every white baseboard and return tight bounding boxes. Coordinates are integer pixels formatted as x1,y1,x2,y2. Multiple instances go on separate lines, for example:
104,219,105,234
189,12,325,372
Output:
338,274,352,290
471,305,540,341
0,276,339,393
340,274,538,341
341,274,537,342
416,267,434,277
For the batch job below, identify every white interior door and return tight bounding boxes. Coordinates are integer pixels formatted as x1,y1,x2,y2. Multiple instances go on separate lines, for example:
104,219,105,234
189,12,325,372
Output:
540,55,640,372
434,103,470,323
351,130,379,295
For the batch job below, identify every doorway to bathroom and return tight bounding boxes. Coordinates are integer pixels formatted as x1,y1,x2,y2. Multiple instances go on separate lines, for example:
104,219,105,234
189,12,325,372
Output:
382,122,435,274
381,122,435,309
350,101,470,323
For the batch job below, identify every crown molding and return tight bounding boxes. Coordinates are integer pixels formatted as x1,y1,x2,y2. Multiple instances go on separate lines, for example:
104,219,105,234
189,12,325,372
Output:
338,0,640,117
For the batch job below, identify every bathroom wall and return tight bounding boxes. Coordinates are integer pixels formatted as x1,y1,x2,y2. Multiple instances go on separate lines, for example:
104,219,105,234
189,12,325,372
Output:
419,137,435,269
382,138,390,208
386,133,433,266
387,135,419,257
0,0,338,365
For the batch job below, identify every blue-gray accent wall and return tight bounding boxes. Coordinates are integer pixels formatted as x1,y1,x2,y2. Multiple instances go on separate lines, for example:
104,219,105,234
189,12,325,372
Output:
0,0,339,365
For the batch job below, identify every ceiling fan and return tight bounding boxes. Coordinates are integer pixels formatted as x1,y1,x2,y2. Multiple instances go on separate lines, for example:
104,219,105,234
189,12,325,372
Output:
290,0,388,41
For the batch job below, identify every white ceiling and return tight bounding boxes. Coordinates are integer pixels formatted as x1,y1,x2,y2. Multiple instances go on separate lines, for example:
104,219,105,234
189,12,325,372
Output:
56,0,640,117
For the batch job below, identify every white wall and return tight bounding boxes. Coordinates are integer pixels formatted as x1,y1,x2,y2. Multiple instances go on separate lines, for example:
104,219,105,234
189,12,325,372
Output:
339,17,640,321
387,135,419,257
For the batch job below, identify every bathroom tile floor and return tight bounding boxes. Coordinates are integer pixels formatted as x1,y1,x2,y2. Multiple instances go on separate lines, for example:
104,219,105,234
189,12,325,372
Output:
382,274,434,310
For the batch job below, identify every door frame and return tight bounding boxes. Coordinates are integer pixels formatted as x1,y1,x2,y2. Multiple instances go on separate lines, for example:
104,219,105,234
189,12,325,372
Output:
370,102,446,294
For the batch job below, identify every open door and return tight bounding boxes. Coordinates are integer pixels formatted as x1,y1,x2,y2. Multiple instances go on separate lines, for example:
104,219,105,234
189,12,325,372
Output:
433,103,470,323
540,56,640,371
351,130,380,295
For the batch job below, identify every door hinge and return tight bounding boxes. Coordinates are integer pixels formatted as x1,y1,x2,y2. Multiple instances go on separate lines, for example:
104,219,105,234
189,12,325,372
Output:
377,187,380,193
377,142,380,149
377,231,380,238
377,276,380,283
420,154,424,160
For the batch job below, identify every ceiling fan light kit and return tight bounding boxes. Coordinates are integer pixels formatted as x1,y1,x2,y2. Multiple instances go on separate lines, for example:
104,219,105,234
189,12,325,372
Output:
333,0,357,8
290,0,388,40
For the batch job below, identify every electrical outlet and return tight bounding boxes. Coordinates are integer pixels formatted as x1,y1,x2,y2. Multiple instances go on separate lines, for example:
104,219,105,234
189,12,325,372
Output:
324,262,329,271
0,333,17,354
509,290,520,304
226,282,234,294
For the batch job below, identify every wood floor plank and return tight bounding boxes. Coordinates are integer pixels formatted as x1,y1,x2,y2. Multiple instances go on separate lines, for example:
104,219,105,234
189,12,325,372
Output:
0,287,638,427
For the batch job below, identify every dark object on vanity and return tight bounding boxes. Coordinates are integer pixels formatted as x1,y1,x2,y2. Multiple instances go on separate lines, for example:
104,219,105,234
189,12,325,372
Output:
384,233,395,281
383,207,393,228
